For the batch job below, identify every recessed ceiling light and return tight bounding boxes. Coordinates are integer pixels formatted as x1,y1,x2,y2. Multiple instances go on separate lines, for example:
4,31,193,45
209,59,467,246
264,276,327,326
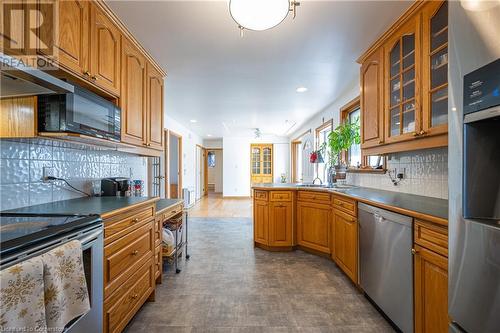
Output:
190,119,197,123
207,134,213,137
296,86,308,93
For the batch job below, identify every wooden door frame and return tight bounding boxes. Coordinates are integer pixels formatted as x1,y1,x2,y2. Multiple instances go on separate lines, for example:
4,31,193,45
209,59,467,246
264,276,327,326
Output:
165,129,182,199
291,140,302,183
196,144,208,197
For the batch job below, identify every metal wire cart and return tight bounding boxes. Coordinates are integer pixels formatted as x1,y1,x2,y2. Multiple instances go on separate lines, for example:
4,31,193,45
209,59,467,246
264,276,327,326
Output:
162,209,189,273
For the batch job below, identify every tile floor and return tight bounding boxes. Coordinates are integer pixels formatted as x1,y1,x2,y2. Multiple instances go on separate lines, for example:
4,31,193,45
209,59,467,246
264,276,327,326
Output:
124,217,394,332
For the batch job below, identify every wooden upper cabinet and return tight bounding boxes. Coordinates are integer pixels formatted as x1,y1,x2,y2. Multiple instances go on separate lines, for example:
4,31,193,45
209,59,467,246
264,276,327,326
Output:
121,37,147,147
383,14,421,144
1,0,28,56
360,47,384,149
421,0,448,137
50,0,90,77
146,62,164,150
90,4,121,96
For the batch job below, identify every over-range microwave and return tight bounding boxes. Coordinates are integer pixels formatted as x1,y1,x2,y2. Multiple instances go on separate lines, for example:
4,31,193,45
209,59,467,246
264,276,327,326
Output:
38,84,121,142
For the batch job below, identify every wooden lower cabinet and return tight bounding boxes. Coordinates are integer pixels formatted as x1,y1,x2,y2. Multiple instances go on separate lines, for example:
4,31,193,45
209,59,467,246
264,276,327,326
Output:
253,199,269,245
269,201,293,246
103,202,157,333
331,209,358,283
104,257,154,333
296,201,331,254
414,245,448,333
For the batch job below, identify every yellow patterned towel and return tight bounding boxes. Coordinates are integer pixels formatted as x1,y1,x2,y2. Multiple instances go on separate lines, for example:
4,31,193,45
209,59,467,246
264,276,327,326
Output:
0,257,47,332
41,240,90,332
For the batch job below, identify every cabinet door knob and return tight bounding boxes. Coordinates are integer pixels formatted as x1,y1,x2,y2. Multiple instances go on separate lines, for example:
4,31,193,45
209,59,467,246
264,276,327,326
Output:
413,132,419,137
411,248,418,255
83,70,91,77
131,250,139,256
419,130,426,136
91,75,97,81
378,140,383,144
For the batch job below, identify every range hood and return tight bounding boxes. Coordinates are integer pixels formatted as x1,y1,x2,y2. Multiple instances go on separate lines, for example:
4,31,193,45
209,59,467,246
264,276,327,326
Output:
0,53,74,98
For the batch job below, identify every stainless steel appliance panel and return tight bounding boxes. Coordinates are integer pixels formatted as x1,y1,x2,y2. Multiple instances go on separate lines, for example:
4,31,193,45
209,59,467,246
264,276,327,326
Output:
359,203,414,333
449,218,500,333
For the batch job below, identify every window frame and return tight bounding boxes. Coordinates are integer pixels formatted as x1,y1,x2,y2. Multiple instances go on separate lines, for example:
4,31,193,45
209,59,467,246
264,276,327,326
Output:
340,97,386,173
315,119,333,182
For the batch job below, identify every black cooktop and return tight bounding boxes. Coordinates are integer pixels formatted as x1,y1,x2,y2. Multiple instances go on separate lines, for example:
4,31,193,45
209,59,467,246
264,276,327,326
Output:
0,213,102,259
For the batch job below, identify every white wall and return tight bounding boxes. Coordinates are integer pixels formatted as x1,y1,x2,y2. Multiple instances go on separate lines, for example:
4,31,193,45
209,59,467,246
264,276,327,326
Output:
223,135,290,197
203,139,223,149
164,115,203,194
207,149,223,193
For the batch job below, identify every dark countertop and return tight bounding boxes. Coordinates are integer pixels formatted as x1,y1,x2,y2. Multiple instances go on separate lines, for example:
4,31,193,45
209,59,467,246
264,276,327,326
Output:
3,196,159,219
252,183,448,223
156,198,183,213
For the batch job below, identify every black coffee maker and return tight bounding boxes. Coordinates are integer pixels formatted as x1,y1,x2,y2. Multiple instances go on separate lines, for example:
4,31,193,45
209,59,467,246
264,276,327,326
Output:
101,177,132,197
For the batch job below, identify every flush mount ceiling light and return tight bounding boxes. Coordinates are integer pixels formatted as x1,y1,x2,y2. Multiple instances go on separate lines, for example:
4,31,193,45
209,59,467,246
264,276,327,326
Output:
190,119,197,123
296,86,308,93
460,0,500,11
229,0,300,32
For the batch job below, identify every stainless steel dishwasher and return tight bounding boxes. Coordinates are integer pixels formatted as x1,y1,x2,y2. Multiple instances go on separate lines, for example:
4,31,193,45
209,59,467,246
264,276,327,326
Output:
358,203,413,333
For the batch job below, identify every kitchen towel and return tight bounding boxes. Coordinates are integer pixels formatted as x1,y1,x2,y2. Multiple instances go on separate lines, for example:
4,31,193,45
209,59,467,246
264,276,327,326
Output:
41,240,90,333
0,257,47,332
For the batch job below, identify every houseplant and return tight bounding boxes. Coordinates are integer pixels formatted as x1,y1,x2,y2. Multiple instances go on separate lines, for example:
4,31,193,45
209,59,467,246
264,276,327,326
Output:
326,118,361,183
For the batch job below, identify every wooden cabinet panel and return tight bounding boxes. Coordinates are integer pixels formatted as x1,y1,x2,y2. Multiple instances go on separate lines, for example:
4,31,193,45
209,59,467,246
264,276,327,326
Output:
53,0,90,77
383,14,422,144
269,201,293,246
121,37,147,146
270,191,292,202
253,199,269,245
360,47,384,148
414,245,448,333
104,221,153,299
90,4,121,95
297,191,331,205
332,195,357,217
421,0,448,137
0,97,37,138
154,245,162,282
296,201,331,254
254,190,268,201
414,219,448,257
104,257,154,333
146,62,164,150
332,209,358,283
1,0,28,56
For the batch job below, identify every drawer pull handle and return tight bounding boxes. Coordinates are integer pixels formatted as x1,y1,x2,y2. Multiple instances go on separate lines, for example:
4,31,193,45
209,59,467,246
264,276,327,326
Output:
131,293,139,300
131,250,139,256
131,218,139,224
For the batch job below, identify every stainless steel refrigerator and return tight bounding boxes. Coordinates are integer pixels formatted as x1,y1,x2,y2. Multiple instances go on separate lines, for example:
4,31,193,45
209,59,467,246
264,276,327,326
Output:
448,3,500,332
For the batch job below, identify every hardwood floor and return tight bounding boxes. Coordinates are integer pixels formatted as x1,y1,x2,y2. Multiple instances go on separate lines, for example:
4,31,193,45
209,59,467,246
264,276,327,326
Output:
188,192,252,218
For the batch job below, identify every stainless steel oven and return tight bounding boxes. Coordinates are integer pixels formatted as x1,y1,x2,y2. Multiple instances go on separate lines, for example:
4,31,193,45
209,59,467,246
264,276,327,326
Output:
0,214,103,333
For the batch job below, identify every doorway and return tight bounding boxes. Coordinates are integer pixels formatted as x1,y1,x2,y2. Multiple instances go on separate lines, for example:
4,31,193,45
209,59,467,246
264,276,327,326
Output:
291,140,302,183
195,145,207,201
207,149,223,193
166,130,182,199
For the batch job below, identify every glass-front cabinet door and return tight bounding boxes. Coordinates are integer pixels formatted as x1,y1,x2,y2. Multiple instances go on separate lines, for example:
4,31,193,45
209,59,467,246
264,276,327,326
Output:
384,16,421,143
250,144,273,184
422,0,448,136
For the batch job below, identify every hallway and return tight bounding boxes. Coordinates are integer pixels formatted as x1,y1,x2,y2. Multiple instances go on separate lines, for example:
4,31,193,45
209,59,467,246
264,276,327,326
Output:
189,193,253,218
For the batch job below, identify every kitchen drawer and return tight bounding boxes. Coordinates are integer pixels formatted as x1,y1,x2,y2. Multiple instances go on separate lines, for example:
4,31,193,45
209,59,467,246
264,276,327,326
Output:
414,220,448,257
104,257,154,333
297,191,331,205
160,203,184,221
254,190,268,201
154,245,162,281
332,195,357,217
269,191,292,202
154,216,162,247
104,222,154,299
104,204,154,246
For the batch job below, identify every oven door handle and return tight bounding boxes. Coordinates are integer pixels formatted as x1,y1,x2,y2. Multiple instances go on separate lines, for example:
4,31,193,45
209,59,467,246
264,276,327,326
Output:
79,229,103,246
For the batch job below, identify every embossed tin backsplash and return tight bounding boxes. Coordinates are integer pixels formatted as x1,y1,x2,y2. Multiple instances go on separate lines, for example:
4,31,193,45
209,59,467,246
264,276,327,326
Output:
0,138,148,211
346,147,448,199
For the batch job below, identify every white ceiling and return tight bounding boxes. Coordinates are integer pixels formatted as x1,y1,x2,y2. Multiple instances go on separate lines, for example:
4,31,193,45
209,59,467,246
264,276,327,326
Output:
107,0,411,139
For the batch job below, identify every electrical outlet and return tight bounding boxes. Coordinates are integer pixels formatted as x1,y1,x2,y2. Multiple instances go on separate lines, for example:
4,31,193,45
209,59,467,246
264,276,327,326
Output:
42,166,54,182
